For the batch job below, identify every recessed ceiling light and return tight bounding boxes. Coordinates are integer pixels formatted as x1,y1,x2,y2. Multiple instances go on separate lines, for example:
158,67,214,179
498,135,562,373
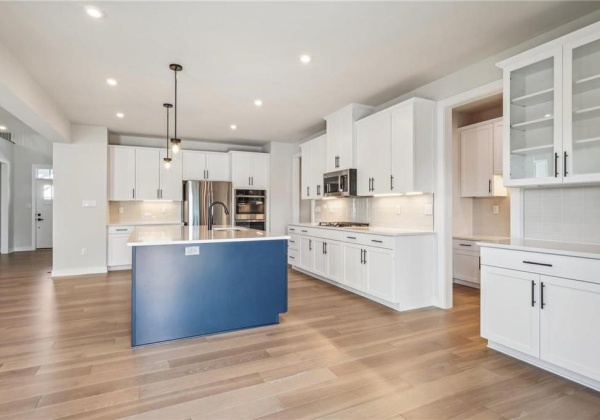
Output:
0,125,6,131
254,99,263,107
116,112,124,118
300,54,311,64
544,113,552,118
106,78,118,86
230,124,237,130
85,6,105,19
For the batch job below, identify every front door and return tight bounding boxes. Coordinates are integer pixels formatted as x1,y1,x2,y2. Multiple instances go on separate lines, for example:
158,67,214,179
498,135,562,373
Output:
36,179,53,249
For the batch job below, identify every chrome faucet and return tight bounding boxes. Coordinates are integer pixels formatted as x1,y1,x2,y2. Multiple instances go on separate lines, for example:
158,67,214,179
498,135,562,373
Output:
207,201,230,231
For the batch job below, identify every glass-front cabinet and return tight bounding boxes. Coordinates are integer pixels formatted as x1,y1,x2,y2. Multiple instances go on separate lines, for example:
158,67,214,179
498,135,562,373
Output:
504,48,563,186
564,32,600,183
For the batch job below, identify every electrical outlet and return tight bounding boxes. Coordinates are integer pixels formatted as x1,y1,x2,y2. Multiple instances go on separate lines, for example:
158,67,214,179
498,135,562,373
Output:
395,205,402,215
118,206,124,214
82,200,96,207
493,205,499,215
81,248,87,256
315,206,322,213
185,246,200,256
161,207,167,214
424,204,433,215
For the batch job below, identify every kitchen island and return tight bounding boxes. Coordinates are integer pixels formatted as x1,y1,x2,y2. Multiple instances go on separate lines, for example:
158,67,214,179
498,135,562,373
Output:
127,225,289,347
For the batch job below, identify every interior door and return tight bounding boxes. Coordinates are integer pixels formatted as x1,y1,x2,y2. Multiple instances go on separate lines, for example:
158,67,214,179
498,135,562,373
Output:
480,266,540,357
36,180,53,249
540,275,600,381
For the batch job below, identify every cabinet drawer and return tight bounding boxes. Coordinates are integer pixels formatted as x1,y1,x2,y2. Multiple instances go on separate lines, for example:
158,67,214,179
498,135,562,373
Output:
342,232,395,249
453,239,480,253
288,234,299,251
481,247,600,285
288,248,299,265
108,226,134,234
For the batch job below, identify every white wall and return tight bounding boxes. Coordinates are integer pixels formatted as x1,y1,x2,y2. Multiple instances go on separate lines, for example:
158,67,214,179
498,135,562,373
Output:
12,134,52,251
264,141,295,235
0,39,70,143
110,134,264,153
0,138,13,253
53,125,108,276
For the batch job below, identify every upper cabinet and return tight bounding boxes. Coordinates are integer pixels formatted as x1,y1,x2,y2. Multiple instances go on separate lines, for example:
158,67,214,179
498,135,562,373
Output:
182,151,230,181
459,118,507,197
499,22,600,187
109,145,183,201
324,104,375,172
300,134,326,199
230,152,270,190
355,98,436,195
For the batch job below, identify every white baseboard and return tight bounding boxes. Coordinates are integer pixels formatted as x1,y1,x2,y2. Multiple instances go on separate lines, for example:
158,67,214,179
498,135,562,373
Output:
51,266,108,278
453,278,480,289
12,246,36,252
108,265,131,271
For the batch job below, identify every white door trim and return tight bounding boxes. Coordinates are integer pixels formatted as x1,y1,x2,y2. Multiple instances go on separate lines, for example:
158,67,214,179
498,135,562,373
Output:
0,160,9,254
435,79,504,309
292,153,301,224
32,164,53,250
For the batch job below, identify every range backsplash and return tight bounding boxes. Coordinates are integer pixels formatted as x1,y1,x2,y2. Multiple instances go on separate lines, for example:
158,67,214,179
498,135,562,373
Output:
313,194,434,230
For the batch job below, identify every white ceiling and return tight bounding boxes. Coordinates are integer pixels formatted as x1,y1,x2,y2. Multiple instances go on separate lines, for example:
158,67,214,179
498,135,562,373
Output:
0,2,599,145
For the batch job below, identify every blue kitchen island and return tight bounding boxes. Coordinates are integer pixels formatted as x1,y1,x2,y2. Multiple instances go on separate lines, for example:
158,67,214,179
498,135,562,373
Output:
127,225,289,347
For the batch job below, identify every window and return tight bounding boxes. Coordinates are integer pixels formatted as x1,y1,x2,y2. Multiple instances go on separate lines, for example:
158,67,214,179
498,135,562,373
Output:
43,184,54,201
36,168,53,180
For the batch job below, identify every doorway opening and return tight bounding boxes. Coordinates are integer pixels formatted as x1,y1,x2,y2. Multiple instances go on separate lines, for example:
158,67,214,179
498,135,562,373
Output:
33,165,53,249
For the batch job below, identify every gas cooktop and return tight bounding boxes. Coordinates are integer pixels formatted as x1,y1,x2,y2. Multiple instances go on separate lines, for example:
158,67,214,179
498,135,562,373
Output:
318,222,370,228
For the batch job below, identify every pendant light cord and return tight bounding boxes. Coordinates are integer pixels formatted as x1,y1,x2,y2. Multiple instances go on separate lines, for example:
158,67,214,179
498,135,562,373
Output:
166,106,170,159
174,70,177,140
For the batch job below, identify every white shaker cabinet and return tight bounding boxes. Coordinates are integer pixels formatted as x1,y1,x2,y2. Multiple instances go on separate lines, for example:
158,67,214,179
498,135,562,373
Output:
299,236,314,271
356,112,392,195
459,118,506,197
135,148,161,200
312,238,327,277
364,246,395,302
108,146,136,201
230,152,270,189
325,104,374,172
325,241,343,283
107,226,134,269
159,150,183,201
182,151,230,181
300,135,327,199
342,243,366,291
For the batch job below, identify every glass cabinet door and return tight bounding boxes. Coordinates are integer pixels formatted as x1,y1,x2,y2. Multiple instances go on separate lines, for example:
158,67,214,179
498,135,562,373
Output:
505,48,562,186
564,32,600,183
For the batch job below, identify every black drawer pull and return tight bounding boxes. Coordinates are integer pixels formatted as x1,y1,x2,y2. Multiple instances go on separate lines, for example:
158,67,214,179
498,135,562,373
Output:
116,229,128,232
289,240,295,243
347,236,357,240
289,228,295,232
523,261,553,268
459,244,472,247
301,230,308,233
371,240,383,243
289,256,295,260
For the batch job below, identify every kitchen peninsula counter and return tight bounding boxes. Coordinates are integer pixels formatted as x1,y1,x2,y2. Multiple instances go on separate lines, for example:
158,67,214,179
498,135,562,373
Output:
128,226,289,346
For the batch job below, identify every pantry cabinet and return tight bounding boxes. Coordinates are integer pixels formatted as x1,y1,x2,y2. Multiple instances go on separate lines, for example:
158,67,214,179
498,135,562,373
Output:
300,134,326,199
325,104,375,172
355,98,436,195
230,152,270,189
499,23,600,187
459,118,507,197
182,151,230,181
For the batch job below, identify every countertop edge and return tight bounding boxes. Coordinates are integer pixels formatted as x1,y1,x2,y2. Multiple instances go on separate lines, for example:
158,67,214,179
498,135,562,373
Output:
128,235,291,247
477,241,600,260
288,224,435,237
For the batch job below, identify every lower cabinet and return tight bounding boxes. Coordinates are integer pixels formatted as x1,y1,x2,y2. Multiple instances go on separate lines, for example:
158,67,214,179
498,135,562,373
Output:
452,239,481,287
107,226,134,269
288,225,433,311
481,246,600,389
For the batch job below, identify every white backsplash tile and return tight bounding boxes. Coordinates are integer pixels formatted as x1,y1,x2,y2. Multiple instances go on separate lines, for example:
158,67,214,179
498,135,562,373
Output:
523,186,600,244
314,194,434,230
109,201,182,224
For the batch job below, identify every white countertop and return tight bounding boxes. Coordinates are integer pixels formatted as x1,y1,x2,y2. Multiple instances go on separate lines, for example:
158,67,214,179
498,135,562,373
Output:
128,225,290,247
454,234,510,242
108,221,184,227
289,223,434,237
477,238,600,260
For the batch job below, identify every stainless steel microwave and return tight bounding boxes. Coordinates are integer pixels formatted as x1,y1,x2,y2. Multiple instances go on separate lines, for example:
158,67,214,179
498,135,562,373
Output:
323,169,357,197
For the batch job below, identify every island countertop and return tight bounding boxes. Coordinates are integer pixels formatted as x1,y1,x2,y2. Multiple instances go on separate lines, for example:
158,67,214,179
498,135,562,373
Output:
127,225,290,247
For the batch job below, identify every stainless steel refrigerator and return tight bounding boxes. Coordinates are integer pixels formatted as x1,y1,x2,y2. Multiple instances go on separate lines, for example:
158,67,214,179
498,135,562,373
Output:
183,181,233,226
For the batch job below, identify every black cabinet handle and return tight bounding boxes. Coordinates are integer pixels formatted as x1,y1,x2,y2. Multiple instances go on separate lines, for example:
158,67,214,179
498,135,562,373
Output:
541,282,546,309
555,152,559,177
523,261,553,267
360,249,364,264
132,188,135,199
363,249,367,264
372,178,375,192
301,229,308,233
390,175,394,190
564,151,568,177
289,256,295,260
371,239,383,243
289,228,295,232
531,280,536,307
309,239,312,251
347,236,356,240
479,256,481,270
488,179,491,194
289,240,295,243
459,244,472,247
116,228,128,232
307,186,310,196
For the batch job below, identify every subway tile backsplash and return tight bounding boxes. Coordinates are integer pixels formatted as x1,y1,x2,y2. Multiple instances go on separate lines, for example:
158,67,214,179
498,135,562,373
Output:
524,186,600,244
108,201,182,225
313,194,434,230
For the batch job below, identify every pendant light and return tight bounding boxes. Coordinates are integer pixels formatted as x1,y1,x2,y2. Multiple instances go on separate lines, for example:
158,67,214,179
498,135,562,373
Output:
163,103,173,169
169,63,183,154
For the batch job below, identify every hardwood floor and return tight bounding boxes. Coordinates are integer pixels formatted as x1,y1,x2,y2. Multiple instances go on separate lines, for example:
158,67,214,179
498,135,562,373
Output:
0,250,599,419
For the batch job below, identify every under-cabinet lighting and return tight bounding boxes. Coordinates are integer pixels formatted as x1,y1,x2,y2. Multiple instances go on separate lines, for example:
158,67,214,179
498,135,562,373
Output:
142,200,174,203
373,193,404,197
320,197,337,200
0,126,6,131
405,192,424,196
